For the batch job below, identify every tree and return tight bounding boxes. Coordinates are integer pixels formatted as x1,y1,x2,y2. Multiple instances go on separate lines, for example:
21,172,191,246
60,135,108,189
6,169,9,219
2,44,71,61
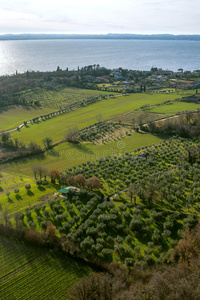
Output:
127,183,141,205
118,115,122,124
96,113,102,123
3,209,10,225
6,191,10,199
1,132,10,144
65,126,78,142
74,174,85,187
32,165,39,180
28,141,41,152
38,166,48,180
86,177,101,190
146,181,159,206
14,211,24,228
14,188,19,194
25,183,31,191
32,165,48,180
42,137,53,149
49,169,60,184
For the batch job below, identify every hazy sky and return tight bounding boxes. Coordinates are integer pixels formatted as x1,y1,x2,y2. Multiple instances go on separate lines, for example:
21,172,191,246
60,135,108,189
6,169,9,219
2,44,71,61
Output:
0,0,200,35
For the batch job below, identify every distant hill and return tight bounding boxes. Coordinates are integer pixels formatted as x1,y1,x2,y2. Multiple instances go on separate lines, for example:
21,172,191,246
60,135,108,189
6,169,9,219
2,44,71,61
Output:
1,33,200,41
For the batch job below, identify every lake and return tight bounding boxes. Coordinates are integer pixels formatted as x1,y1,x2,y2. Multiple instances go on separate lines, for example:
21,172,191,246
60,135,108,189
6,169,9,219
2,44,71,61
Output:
0,39,200,76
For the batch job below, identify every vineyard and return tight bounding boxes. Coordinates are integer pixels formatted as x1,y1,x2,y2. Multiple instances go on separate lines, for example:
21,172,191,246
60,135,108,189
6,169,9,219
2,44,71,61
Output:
0,235,93,300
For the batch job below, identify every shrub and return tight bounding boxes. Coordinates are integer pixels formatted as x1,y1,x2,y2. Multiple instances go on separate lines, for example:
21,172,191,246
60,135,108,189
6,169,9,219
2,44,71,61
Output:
25,183,31,190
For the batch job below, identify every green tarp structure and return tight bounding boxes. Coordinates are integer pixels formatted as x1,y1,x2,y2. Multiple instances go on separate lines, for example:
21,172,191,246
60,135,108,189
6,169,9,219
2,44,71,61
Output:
58,188,69,194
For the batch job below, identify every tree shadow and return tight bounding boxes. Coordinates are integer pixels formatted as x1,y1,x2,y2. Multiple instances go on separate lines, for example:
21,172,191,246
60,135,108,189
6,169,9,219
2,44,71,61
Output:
15,194,22,200
8,152,46,167
8,197,13,203
70,143,94,154
37,186,46,191
27,190,34,196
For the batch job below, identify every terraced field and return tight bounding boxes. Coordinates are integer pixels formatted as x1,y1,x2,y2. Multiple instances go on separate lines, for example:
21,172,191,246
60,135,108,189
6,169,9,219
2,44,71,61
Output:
0,236,93,300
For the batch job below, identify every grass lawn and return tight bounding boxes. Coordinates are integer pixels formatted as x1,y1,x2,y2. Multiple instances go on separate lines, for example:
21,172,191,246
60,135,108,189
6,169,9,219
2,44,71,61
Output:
144,100,200,115
3,132,164,177
10,92,185,145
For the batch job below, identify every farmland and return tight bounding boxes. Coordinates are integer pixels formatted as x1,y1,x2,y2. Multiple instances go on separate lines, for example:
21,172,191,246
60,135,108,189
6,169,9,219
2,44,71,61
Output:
9,91,189,145
4,136,200,269
0,235,93,300
1,67,200,299
2,132,164,177
16,87,112,108
0,87,113,133
0,105,56,132
0,172,58,223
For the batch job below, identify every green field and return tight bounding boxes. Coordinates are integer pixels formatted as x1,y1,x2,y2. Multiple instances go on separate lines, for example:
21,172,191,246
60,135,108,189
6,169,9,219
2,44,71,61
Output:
114,99,200,125
0,105,55,132
3,133,164,177
0,87,114,132
10,92,186,145
0,235,93,300
145,100,200,115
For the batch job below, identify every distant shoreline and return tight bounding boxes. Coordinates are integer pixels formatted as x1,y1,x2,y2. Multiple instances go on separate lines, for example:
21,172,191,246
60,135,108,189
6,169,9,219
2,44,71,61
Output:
1,33,200,41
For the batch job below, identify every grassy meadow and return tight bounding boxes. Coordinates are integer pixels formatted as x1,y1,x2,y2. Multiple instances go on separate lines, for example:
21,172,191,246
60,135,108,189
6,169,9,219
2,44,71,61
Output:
0,105,55,132
10,91,187,145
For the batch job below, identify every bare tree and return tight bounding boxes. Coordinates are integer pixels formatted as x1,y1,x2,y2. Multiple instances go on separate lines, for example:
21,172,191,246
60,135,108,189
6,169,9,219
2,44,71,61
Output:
86,177,101,190
42,137,53,149
127,183,140,205
96,113,103,123
74,174,85,187
3,208,10,226
65,126,79,142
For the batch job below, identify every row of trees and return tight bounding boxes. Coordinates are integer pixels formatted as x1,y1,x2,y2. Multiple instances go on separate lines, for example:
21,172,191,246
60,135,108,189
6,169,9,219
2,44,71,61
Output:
145,110,200,138
48,169,101,190
32,165,101,190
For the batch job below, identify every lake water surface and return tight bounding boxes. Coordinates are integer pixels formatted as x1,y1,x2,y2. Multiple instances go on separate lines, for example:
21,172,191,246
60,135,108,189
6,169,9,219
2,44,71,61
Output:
0,39,200,76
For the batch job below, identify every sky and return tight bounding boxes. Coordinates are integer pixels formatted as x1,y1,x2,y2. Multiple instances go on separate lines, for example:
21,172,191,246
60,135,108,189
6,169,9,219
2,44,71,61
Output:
0,0,200,35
